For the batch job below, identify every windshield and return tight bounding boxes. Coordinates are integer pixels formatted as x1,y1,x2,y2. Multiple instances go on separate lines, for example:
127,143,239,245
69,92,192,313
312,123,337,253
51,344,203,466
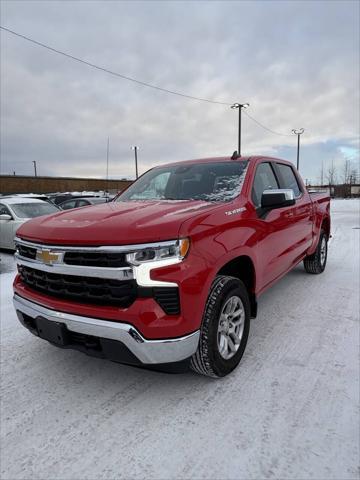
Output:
11,202,59,219
117,161,248,202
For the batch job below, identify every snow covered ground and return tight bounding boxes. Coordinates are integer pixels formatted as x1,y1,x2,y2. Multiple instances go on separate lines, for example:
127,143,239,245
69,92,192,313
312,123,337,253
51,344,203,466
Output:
1,199,359,480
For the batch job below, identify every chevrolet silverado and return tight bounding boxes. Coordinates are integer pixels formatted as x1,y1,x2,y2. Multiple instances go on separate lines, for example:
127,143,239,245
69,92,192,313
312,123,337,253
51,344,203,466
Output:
13,155,330,377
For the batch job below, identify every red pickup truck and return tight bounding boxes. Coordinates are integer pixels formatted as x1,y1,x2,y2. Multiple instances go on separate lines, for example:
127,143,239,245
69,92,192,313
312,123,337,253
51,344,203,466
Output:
13,155,330,377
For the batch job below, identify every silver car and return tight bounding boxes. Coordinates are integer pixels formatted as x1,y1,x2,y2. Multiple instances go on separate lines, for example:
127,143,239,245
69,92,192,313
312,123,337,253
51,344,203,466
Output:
0,197,60,250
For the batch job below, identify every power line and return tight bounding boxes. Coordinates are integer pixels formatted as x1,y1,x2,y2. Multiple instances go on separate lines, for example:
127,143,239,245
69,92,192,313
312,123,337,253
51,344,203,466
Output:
0,25,231,106
0,25,295,138
244,111,293,137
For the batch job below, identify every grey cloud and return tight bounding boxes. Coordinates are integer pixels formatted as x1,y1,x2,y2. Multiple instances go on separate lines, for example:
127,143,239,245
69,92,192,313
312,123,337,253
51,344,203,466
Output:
0,0,359,183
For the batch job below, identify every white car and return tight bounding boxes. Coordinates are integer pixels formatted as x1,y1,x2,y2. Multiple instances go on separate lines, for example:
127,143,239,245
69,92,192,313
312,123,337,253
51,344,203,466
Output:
0,197,60,250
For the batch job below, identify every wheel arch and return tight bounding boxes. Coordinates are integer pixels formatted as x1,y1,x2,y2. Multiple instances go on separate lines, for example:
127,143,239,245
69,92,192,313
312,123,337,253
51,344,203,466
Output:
217,255,257,318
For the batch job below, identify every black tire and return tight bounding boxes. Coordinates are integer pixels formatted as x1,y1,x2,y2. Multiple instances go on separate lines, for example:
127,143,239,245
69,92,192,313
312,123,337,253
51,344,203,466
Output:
303,229,328,274
190,275,250,378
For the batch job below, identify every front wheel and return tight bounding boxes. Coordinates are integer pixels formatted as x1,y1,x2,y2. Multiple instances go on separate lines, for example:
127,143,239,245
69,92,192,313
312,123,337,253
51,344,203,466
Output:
190,275,250,378
303,230,328,274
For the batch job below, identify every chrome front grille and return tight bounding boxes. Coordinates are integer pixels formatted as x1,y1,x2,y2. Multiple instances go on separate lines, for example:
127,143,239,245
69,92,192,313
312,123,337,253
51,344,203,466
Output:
14,238,134,281
14,237,181,315
17,241,129,269
63,251,128,268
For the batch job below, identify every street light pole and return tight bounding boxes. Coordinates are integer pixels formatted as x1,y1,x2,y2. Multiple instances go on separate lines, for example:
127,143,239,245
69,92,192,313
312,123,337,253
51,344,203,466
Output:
32,161,37,177
231,103,249,156
291,128,304,171
106,137,110,193
131,146,139,179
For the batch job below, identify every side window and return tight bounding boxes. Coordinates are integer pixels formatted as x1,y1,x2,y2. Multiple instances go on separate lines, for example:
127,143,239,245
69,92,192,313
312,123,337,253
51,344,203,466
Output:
276,164,301,197
252,163,279,207
0,204,11,216
61,200,76,210
76,199,90,207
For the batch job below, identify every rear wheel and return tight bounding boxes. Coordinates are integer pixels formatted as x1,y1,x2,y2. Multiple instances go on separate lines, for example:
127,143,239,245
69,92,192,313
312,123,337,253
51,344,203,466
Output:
190,275,250,378
303,230,328,274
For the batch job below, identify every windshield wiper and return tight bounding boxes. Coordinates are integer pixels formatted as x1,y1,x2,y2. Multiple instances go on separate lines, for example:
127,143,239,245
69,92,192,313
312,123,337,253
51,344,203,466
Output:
163,197,188,200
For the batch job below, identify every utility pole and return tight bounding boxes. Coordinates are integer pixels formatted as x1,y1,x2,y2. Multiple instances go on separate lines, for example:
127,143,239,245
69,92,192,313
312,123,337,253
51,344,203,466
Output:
291,128,304,171
230,103,249,156
131,146,139,179
106,137,110,193
32,160,37,177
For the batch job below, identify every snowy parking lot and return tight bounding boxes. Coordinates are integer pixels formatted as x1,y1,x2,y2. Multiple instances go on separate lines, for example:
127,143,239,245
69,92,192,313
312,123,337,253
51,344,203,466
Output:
1,199,359,480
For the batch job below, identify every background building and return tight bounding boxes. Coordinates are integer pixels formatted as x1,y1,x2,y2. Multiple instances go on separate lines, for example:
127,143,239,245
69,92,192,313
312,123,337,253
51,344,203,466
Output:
0,175,132,195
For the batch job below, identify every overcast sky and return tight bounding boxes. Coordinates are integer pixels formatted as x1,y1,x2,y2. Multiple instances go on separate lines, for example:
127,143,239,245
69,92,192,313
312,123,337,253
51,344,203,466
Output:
0,0,359,183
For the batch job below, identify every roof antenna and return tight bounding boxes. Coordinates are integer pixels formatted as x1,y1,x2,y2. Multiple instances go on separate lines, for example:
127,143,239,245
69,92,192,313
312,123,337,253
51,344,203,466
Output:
231,150,240,160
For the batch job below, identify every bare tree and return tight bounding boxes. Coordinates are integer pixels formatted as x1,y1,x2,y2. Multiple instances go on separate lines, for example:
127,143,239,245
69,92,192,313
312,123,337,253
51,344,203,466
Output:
326,160,337,186
342,159,351,184
349,166,359,184
320,160,325,186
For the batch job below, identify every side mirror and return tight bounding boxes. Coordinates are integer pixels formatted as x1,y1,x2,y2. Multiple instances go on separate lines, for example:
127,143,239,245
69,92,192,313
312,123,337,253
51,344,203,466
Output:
0,214,12,221
261,189,295,210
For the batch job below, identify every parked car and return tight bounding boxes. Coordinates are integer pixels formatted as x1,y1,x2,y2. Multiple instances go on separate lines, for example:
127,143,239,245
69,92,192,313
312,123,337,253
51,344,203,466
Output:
0,197,60,250
0,194,53,203
47,194,74,205
48,192,113,206
13,155,330,377
59,196,108,210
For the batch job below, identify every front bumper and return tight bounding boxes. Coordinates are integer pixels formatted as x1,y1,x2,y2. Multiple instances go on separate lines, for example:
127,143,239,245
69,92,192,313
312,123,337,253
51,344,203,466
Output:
13,237,197,339
13,294,199,367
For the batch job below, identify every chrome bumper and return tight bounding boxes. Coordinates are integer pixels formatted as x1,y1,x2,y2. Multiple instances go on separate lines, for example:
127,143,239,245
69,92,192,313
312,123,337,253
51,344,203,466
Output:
13,294,199,365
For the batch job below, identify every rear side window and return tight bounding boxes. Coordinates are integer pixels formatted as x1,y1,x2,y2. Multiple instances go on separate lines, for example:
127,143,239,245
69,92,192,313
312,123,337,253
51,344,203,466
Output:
252,163,279,207
61,200,77,210
76,199,90,207
276,164,301,197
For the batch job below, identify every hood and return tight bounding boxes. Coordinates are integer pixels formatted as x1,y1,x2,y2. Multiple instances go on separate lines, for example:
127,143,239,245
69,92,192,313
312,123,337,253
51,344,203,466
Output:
16,200,219,245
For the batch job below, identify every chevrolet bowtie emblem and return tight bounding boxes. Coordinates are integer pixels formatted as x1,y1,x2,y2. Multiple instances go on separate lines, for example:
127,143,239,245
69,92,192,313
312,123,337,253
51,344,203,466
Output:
36,249,61,265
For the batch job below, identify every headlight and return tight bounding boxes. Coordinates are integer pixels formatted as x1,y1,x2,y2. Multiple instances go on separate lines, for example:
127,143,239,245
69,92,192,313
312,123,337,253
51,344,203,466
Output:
126,238,190,265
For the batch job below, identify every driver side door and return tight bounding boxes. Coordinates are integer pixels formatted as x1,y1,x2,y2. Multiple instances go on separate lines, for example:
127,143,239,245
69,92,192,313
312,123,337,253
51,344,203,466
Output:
250,162,299,292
